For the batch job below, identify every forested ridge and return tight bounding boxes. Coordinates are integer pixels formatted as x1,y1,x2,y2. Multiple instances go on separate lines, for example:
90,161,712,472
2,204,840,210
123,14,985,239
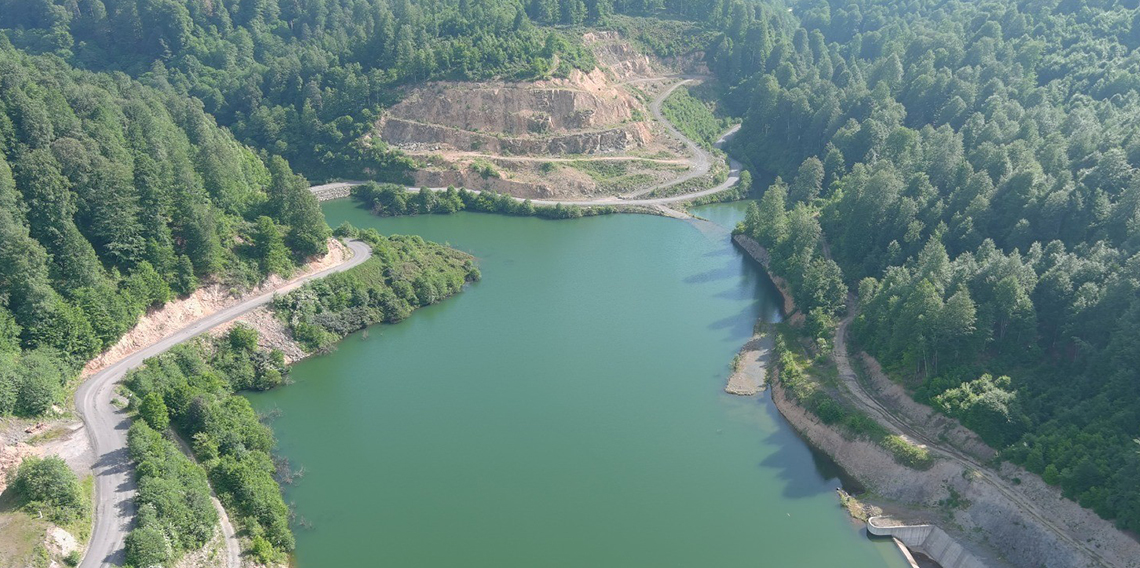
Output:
718,0,1140,530
0,39,329,419
0,0,607,181
0,0,744,182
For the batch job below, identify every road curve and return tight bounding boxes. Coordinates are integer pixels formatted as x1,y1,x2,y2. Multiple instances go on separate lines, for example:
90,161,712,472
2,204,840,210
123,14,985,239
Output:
76,240,372,568
622,79,713,198
309,81,744,209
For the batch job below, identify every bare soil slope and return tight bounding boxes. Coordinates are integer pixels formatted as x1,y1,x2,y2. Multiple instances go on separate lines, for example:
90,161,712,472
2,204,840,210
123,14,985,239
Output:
365,32,708,199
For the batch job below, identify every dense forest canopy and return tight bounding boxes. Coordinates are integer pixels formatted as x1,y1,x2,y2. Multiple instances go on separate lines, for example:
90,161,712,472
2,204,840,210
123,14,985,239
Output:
722,0,1140,530
0,0,755,180
0,39,328,416
2,0,1139,539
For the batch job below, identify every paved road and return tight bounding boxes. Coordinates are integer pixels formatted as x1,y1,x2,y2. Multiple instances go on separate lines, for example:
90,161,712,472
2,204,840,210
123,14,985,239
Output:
309,79,744,209
76,240,372,568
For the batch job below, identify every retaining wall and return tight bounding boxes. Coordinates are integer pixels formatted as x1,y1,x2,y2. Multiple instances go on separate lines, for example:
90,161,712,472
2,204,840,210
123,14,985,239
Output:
868,517,987,568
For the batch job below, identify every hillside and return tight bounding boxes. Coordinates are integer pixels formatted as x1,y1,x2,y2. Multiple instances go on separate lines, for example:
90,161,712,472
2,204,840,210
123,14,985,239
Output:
2,0,1140,565
720,0,1140,536
0,40,328,414
368,30,717,198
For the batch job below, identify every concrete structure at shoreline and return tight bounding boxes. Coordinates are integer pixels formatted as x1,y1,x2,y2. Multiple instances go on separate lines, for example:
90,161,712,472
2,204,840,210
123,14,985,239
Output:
868,516,988,568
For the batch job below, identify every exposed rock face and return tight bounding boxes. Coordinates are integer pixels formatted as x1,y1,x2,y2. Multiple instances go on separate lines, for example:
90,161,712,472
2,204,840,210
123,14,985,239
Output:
375,65,651,158
732,235,798,317
378,116,649,156
83,239,349,377
389,68,639,136
583,31,657,81
365,31,713,199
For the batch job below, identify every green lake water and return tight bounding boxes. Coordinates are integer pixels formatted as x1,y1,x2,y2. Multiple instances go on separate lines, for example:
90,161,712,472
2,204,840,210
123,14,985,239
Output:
246,200,907,567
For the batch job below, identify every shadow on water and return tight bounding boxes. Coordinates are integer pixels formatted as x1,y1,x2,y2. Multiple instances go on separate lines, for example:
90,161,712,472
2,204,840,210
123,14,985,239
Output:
757,393,867,497
683,265,742,284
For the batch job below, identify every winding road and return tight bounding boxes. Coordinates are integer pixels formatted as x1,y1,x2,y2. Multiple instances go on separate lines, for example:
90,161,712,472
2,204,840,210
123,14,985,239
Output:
309,78,744,209
76,240,372,568
77,76,738,568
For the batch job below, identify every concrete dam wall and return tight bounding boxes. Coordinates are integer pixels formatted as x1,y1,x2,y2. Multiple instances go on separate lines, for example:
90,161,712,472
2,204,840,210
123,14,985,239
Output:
868,517,989,568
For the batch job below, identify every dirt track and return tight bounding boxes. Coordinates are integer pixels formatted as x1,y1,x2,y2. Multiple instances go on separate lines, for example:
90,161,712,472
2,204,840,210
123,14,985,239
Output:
310,79,744,209
831,306,1116,567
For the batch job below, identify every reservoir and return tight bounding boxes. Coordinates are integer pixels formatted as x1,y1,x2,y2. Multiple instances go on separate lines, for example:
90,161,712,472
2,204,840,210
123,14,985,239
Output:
246,200,907,567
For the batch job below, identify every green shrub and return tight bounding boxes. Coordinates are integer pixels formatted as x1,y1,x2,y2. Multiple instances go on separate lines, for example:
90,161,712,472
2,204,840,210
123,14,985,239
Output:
63,550,81,566
882,435,934,470
12,456,87,524
127,422,217,559
138,392,170,431
124,524,170,568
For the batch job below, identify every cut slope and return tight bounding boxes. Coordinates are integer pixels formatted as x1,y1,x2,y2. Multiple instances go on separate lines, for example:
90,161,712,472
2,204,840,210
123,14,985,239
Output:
365,32,725,199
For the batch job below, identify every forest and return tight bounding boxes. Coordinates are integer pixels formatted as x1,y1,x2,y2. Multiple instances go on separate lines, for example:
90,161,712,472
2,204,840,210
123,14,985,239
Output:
0,39,328,420
125,329,295,564
2,0,1138,540
718,0,1140,530
0,0,742,181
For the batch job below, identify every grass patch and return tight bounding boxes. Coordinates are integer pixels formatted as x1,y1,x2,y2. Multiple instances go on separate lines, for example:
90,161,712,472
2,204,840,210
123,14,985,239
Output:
470,159,500,179
26,426,68,446
565,160,684,193
0,507,50,568
0,469,92,568
882,435,935,469
660,86,734,150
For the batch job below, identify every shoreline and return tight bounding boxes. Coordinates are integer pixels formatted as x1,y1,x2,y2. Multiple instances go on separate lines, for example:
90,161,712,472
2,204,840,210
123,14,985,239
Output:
730,234,798,318
727,233,1140,568
75,239,372,568
739,309,1140,568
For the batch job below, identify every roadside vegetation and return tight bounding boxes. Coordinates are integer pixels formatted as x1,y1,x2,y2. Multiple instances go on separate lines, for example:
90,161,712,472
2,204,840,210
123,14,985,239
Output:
11,456,89,526
352,183,618,220
123,422,218,568
660,86,735,150
5,455,93,567
274,228,480,352
565,160,686,194
124,330,293,564
771,326,933,471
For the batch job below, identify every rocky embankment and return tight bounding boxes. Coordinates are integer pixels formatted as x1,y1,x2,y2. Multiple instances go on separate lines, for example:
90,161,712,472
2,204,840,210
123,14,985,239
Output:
724,332,771,396
731,234,797,317
769,370,1140,568
378,116,649,157
363,31,709,199
82,239,349,377
731,232,1140,568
